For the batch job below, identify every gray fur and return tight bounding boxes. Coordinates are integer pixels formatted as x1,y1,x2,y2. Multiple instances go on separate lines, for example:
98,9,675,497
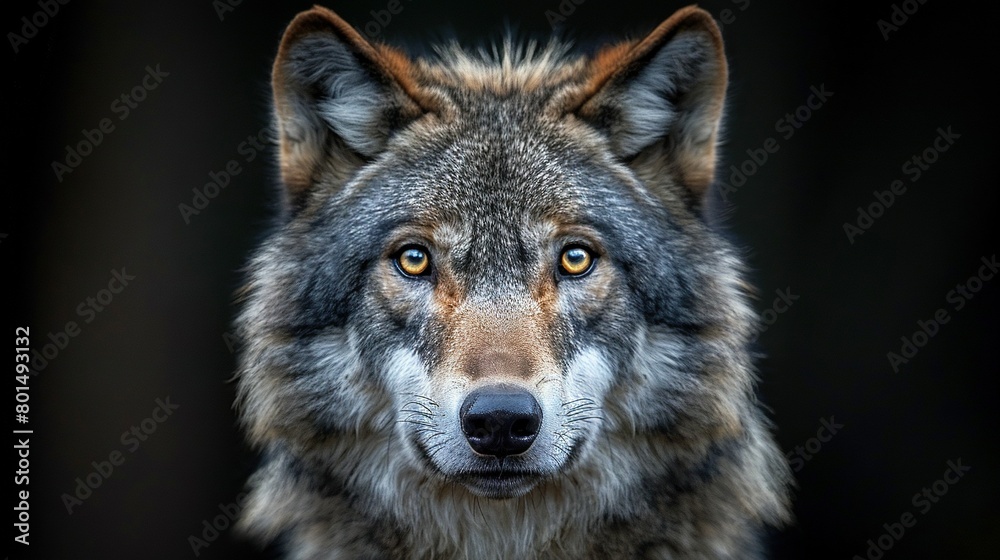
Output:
235,6,791,559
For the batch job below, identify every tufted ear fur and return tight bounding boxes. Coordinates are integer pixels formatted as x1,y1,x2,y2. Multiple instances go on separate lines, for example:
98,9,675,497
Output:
565,6,728,202
271,6,436,203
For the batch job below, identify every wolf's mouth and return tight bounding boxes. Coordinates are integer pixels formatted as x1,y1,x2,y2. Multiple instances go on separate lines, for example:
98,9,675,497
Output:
456,470,543,499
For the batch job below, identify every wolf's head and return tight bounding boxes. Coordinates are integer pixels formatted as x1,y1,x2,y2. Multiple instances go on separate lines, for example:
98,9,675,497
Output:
237,5,783,516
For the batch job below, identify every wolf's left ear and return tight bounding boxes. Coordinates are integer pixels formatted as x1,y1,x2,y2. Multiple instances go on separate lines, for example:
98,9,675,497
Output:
565,6,727,201
272,6,436,200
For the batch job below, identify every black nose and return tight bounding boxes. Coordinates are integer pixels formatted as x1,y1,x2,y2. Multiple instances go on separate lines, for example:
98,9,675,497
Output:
460,385,542,458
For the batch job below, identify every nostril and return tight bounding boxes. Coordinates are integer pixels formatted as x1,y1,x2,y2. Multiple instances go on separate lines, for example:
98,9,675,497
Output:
510,417,538,438
460,385,542,458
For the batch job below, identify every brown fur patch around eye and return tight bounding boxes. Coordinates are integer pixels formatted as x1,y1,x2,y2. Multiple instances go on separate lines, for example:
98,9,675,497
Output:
373,262,419,317
531,271,560,313
431,269,463,318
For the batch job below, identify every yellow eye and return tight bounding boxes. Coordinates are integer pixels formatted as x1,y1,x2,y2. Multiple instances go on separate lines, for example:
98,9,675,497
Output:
396,246,431,277
559,246,594,276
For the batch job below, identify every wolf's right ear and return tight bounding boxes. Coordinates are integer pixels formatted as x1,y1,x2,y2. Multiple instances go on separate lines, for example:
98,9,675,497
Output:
559,6,727,204
272,6,435,200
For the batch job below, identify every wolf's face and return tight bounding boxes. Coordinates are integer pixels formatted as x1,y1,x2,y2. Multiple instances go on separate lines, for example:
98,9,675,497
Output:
346,99,650,498
238,7,785,532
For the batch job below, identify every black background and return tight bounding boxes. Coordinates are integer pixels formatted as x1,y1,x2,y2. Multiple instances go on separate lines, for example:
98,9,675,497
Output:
8,1,998,558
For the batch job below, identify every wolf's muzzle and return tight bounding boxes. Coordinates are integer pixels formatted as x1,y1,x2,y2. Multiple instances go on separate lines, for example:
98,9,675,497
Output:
460,385,542,458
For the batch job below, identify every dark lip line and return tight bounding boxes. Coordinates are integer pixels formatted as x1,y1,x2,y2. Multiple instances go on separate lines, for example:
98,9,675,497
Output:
455,470,543,479
412,436,553,481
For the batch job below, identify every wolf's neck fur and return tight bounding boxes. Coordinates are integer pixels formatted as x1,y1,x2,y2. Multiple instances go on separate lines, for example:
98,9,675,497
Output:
332,428,637,560
242,418,767,560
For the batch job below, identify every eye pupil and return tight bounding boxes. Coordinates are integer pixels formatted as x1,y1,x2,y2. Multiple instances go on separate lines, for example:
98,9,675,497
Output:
403,249,424,265
566,249,586,265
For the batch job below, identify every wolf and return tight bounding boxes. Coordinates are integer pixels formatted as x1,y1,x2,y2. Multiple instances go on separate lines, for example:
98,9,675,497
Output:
234,4,792,559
